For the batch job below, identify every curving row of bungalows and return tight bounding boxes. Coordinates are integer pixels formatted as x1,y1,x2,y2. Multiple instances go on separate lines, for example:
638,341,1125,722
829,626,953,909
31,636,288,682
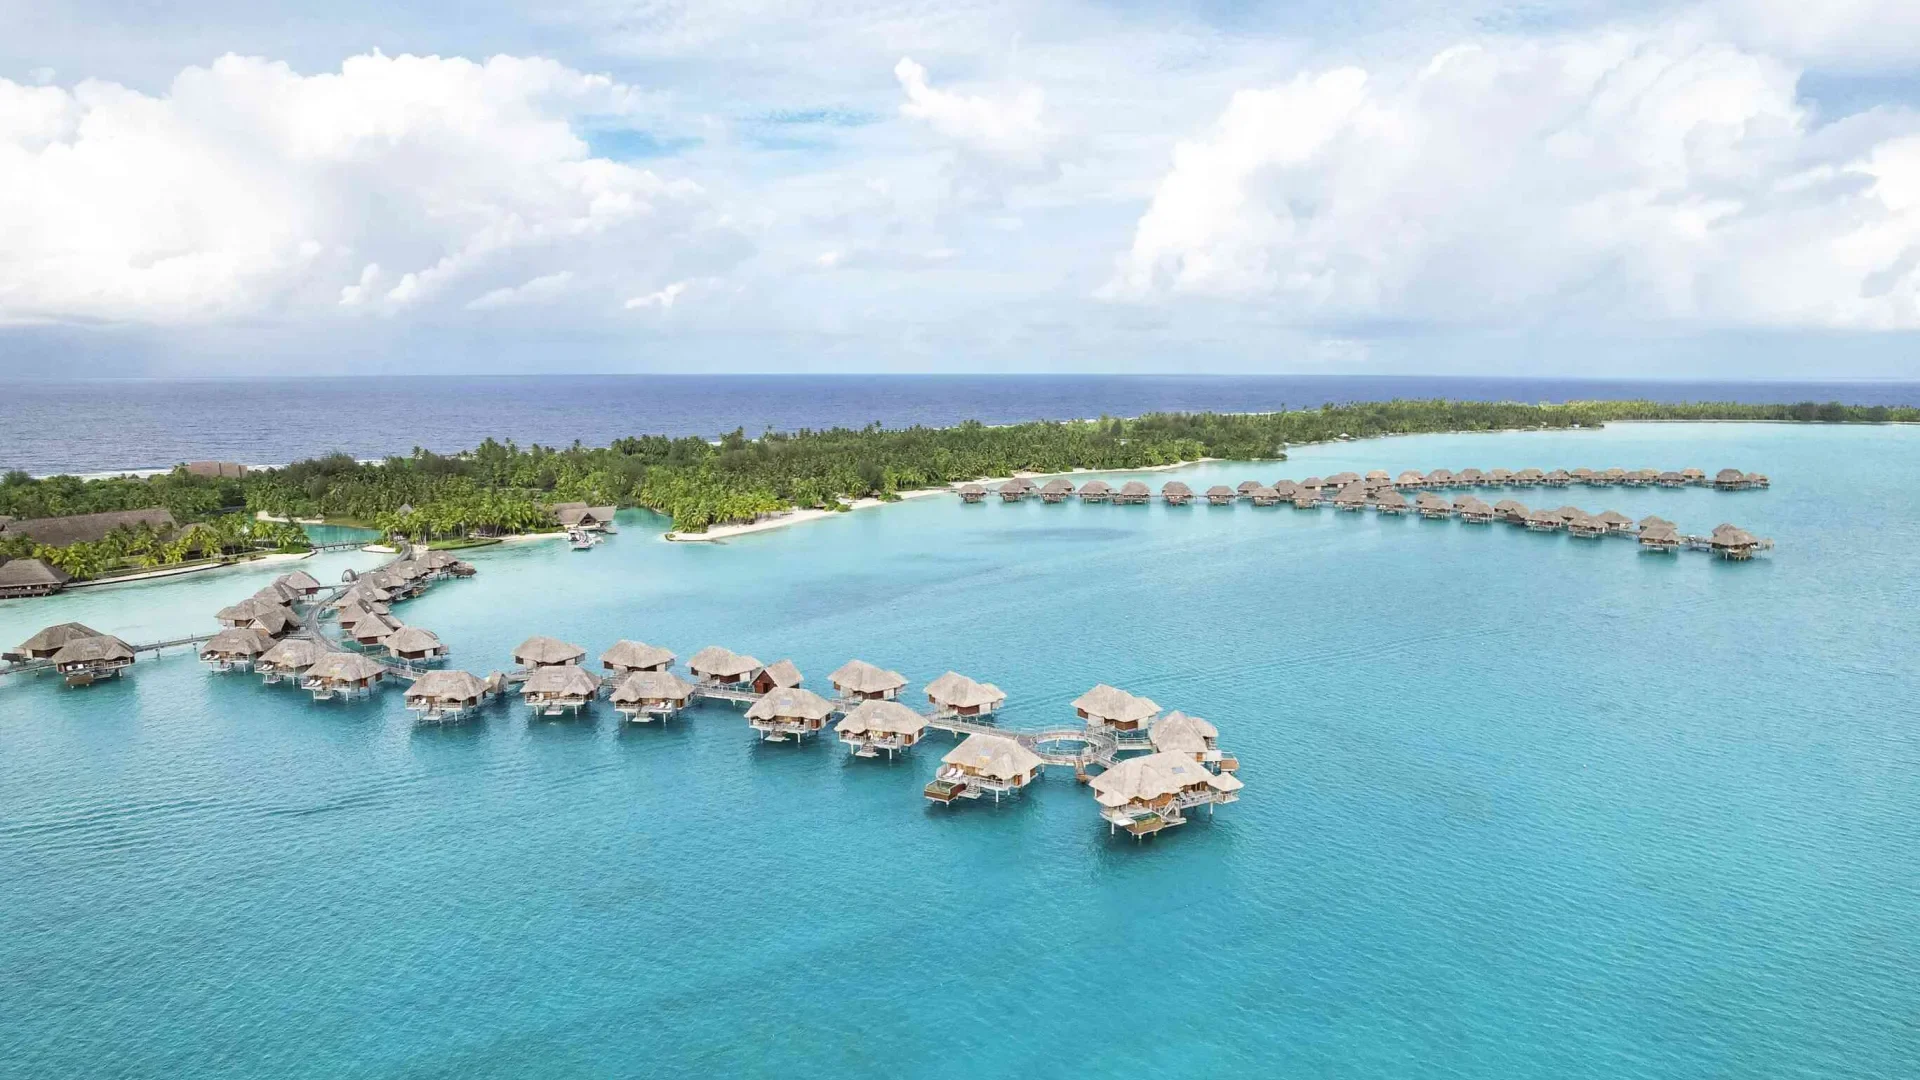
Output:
960,467,1769,506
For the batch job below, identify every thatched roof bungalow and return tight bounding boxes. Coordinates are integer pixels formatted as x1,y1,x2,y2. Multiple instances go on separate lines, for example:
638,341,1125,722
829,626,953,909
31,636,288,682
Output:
1601,467,1627,484
6,621,102,661
347,612,404,648
1148,710,1221,765
1525,508,1564,531
255,580,301,606
958,483,988,503
1291,487,1322,509
1248,485,1280,506
611,670,695,721
1456,497,1496,524
256,637,327,684
1088,751,1244,837
1543,468,1572,486
1714,468,1748,490
1414,492,1453,519
836,699,929,758
216,596,290,630
1040,478,1077,503
752,659,804,694
1594,510,1636,534
385,626,447,663
0,507,177,548
1426,468,1456,488
687,646,763,687
53,635,137,683
601,640,675,675
1710,524,1763,560
1493,499,1529,524
1488,468,1514,485
831,659,907,701
513,636,586,668
0,558,70,599
744,687,836,741
1746,472,1770,488
201,627,274,672
998,480,1029,502
248,606,295,639
1072,684,1159,733
925,671,1006,717
1565,511,1607,538
521,664,602,716
926,734,1044,803
302,651,386,701
1078,480,1113,503
1235,480,1262,498
1638,523,1681,552
1372,489,1410,514
276,570,324,597
1204,485,1235,506
1115,480,1152,505
1325,472,1360,488
1570,467,1595,483
405,670,492,723
1456,468,1486,486
1513,468,1544,485
1681,467,1706,484
1656,470,1685,487
1333,485,1369,511
1162,481,1194,505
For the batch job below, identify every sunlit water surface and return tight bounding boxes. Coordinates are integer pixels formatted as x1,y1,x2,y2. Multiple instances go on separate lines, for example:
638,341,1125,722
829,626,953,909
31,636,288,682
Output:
3,423,1917,1079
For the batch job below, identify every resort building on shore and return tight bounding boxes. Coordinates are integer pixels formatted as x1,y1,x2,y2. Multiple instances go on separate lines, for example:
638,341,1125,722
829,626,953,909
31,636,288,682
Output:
405,670,493,723
687,646,763,688
521,664,602,716
302,652,386,701
1078,480,1113,503
1162,481,1193,505
552,503,619,532
836,699,929,758
1073,684,1160,734
52,635,136,684
1088,751,1244,838
924,671,1006,717
610,670,696,721
384,626,448,664
830,659,908,702
200,628,274,672
0,558,70,599
1205,485,1235,505
256,637,327,684
6,622,102,662
752,659,805,694
744,687,836,741
513,636,586,669
925,734,1045,804
601,640,675,676
1040,478,1077,502
0,507,177,548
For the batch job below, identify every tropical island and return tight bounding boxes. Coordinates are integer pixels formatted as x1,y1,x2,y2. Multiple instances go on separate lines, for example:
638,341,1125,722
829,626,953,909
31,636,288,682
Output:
1,399,1911,586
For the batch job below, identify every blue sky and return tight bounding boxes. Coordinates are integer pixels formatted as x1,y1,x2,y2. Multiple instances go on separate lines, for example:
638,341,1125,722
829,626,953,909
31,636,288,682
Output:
2,0,1919,377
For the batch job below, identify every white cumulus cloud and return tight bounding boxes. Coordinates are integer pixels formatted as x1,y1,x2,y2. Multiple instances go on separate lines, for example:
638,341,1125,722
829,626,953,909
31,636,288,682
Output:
625,281,688,309
466,271,577,310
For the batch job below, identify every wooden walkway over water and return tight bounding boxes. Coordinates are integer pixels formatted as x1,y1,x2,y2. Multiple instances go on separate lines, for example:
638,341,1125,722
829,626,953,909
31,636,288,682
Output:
0,633,215,679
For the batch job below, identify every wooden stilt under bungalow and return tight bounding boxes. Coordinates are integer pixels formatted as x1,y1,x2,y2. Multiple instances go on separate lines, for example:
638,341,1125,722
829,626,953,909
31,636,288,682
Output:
601,640,675,676
1078,480,1113,503
925,671,1006,717
958,483,987,503
1204,485,1235,506
201,628,274,672
687,646,763,688
1161,481,1193,505
1040,478,1077,503
0,558,71,599
385,626,447,663
6,622,103,662
1414,492,1453,519
752,659,804,694
302,652,386,701
52,636,136,685
256,637,327,684
1089,751,1244,838
926,734,1044,804
1116,480,1152,504
611,670,695,721
521,664,602,716
744,687,836,741
405,670,492,723
830,659,907,702
1073,684,1159,734
513,636,586,669
836,699,929,758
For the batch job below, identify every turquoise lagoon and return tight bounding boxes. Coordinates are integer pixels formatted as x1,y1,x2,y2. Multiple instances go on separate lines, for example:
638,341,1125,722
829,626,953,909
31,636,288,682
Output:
2,422,1917,1079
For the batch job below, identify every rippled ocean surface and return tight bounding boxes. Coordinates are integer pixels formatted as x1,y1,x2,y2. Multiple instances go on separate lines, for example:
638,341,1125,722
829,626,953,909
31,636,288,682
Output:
3,422,1917,1079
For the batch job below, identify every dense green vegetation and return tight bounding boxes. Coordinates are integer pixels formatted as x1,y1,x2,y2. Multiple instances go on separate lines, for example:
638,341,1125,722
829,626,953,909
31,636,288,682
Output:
0,513,311,580
4,399,1916,538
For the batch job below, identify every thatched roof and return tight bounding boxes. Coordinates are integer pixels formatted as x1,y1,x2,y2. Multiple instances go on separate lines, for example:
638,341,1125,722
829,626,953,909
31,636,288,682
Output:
1089,751,1241,808
1427,469,1454,483
384,627,444,655
0,558,69,590
601,640,675,670
1119,481,1151,497
1072,684,1159,724
1681,467,1706,479
305,651,387,682
1603,468,1627,480
1299,476,1325,488
942,733,1043,780
1489,469,1513,481
1515,468,1544,480
924,671,1006,710
1715,468,1744,482
1640,524,1679,542
255,581,300,605
759,659,803,688
1415,492,1451,509
1544,469,1571,481
1493,499,1528,514
958,484,987,495
1638,515,1674,529
998,480,1027,495
258,637,326,670
1007,477,1036,491
687,646,761,679
1249,485,1277,500
611,670,694,703
513,636,586,667
1078,480,1113,495
348,612,402,640
1457,469,1486,483
1205,485,1234,498
1326,472,1360,485
1270,480,1298,496
218,597,290,623
1373,490,1410,508
1525,509,1562,526
1333,486,1369,506
1236,480,1262,493
831,659,907,695
277,570,323,592
837,699,927,737
1571,467,1594,479
1712,527,1759,548
202,627,273,658
1149,710,1217,755
1595,510,1634,526
11,621,101,658
1161,481,1193,496
0,507,177,548
1396,471,1425,485
1365,470,1390,481
249,607,294,636
1042,478,1077,495
406,669,489,703
53,635,135,665
522,664,601,697
745,687,835,721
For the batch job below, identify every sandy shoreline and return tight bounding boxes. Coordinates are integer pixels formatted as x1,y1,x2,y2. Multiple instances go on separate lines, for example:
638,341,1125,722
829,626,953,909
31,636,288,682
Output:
664,458,1218,543
63,549,321,592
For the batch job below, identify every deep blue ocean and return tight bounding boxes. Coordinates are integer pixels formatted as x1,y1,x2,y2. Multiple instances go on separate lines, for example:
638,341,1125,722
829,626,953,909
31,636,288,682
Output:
3,421,1917,1079
3,374,1918,475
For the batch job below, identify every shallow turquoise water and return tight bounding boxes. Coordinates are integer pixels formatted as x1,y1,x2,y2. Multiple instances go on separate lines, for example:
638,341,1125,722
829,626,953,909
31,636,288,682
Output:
3,422,1917,1079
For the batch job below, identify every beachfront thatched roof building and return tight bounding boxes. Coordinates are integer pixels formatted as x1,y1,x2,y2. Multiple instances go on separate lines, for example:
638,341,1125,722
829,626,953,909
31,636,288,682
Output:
1088,751,1243,838
201,627,274,672
831,659,907,701
302,652,386,701
0,507,177,548
744,687,836,741
1162,481,1193,505
0,558,70,599
521,664,602,716
1073,683,1159,733
1078,480,1113,503
752,659,804,694
958,483,987,503
610,670,695,721
553,503,619,531
1040,478,1077,503
687,646,763,687
925,671,1006,717
836,699,929,758
1205,485,1235,506
601,640,675,675
6,621,102,661
405,670,492,723
926,734,1044,804
385,626,447,663
513,636,585,668
256,637,327,684
52,635,136,683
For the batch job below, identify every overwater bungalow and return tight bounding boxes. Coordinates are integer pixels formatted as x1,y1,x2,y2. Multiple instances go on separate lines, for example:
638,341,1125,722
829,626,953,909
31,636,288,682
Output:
1040,478,1077,503
1414,492,1453,519
302,652,386,701
958,483,987,503
1426,468,1456,488
1116,481,1152,505
1594,510,1636,535
1709,524,1765,560
331,582,392,611
1270,480,1299,500
1248,485,1280,506
276,570,324,598
1513,468,1545,485
1073,683,1160,734
1160,480,1194,505
247,606,295,639
53,636,136,685
1235,480,1262,499
513,636,586,669
256,637,327,684
1204,485,1236,506
1299,477,1327,495
216,597,290,630
601,640,675,676
385,626,448,663
752,659,804,694
1290,487,1322,509
1493,499,1529,524
1364,475,1395,494
1638,515,1674,532
1656,470,1685,487
1681,467,1707,485
1373,490,1411,515
0,557,71,599
1525,508,1564,531
998,480,1029,502
1078,480,1113,503
1325,472,1361,488
831,659,907,702
1602,468,1627,485
1638,523,1682,552
405,670,492,723
611,670,696,721
1714,468,1748,491
1088,751,1244,838
1333,486,1369,511
6,622,104,662
925,734,1044,804
201,628,274,672
687,646,763,688
1747,472,1770,488
1565,511,1607,538
836,699,929,758
347,612,403,648
255,580,302,606
1149,710,1223,768
1488,468,1514,486
1396,470,1426,490
1570,467,1596,484
925,671,1006,717
521,664,602,716
1456,468,1486,486
1456,497,1496,524
1543,468,1572,487
744,687,836,741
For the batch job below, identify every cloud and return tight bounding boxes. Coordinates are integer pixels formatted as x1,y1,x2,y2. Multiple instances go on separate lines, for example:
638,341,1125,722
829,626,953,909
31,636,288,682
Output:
1708,0,1920,72
895,57,1051,166
0,51,743,326
624,281,688,309
1106,27,1920,330
465,270,576,310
